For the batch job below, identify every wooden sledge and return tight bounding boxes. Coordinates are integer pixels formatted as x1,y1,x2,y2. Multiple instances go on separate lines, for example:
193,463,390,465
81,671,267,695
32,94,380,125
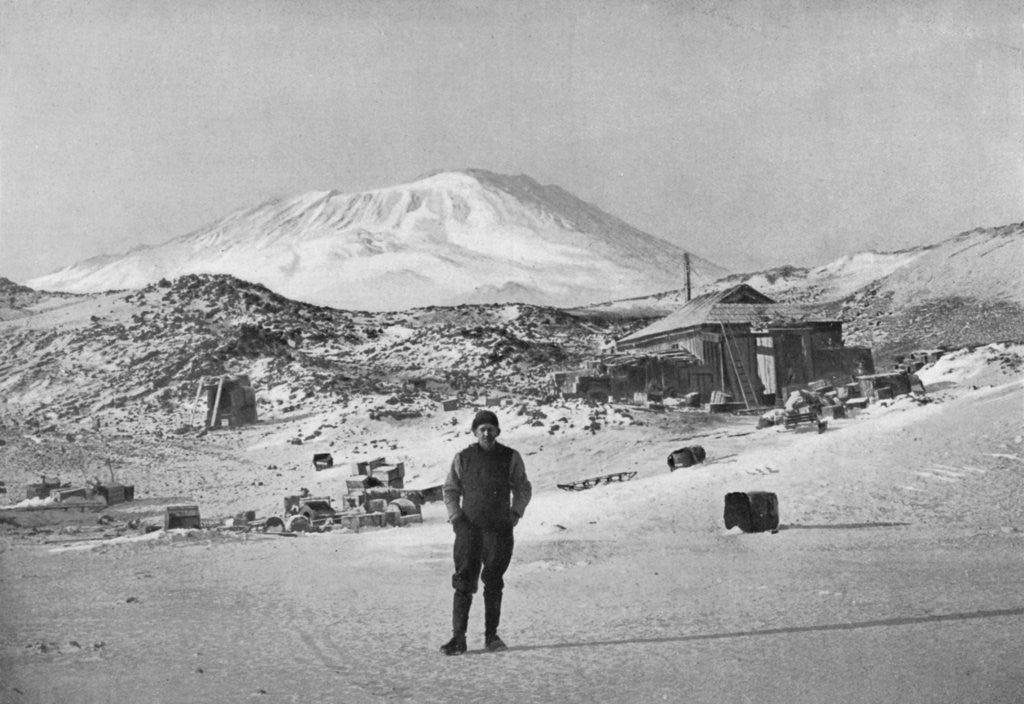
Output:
783,410,827,433
557,471,637,492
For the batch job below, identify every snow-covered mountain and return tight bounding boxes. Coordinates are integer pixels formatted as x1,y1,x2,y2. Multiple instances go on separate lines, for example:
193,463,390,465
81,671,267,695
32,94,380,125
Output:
571,222,1024,364
719,223,1024,307
26,169,728,311
576,222,1024,314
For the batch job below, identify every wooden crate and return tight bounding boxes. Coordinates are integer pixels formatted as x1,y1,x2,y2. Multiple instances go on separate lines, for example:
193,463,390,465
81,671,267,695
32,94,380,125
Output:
51,487,90,503
355,457,387,475
345,476,371,493
365,498,387,513
165,505,201,530
337,512,384,531
96,483,131,505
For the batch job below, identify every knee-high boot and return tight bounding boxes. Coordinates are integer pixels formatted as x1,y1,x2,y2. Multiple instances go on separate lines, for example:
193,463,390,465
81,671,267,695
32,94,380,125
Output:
453,591,472,636
483,590,502,637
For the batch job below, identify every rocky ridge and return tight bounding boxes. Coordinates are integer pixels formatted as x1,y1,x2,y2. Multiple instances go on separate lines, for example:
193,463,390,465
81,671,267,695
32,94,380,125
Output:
0,274,643,432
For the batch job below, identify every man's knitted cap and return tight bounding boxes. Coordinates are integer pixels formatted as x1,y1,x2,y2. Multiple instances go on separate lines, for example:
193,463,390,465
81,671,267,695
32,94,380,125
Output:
471,410,500,431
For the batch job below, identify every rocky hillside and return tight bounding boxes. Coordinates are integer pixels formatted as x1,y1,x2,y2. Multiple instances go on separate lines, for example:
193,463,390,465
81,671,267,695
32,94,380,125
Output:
821,224,1024,363
0,276,81,321
0,274,644,430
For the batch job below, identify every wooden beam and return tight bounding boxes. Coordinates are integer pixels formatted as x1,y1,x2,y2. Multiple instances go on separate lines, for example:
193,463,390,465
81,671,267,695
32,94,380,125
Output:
209,377,225,430
189,377,205,428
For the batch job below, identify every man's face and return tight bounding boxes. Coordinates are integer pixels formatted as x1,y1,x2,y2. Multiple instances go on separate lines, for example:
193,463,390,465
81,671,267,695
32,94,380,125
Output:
474,424,500,450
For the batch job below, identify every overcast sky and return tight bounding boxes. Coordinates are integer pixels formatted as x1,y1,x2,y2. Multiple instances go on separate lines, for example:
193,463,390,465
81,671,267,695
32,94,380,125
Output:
1,0,1021,283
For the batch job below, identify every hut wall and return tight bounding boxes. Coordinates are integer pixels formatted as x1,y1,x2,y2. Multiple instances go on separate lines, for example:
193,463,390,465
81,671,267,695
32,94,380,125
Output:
702,336,723,390
616,320,854,407
609,365,655,400
661,358,715,400
842,347,875,375
810,348,847,384
767,324,868,403
772,332,812,390
684,371,716,401
676,333,707,360
607,358,716,403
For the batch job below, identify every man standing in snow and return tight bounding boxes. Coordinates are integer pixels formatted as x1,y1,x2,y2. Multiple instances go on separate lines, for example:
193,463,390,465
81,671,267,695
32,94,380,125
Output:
439,409,532,655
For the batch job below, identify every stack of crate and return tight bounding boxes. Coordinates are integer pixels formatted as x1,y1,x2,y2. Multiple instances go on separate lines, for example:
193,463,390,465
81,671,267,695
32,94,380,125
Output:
351,457,405,489
25,476,64,500
370,462,405,489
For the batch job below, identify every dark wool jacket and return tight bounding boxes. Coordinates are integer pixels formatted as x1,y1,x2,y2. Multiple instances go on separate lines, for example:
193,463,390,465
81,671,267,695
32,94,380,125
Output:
442,442,532,530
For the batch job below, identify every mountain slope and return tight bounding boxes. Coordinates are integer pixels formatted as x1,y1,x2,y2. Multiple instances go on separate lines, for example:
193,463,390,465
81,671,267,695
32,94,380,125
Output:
26,169,728,311
0,276,82,321
824,224,1024,363
579,222,1022,317
725,223,1024,308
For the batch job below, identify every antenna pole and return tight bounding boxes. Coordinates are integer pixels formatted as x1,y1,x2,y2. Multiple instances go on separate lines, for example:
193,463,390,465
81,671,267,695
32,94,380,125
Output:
684,252,692,302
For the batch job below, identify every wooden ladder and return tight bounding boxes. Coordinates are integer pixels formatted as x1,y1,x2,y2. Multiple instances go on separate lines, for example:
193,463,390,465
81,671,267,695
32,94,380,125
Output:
720,323,759,410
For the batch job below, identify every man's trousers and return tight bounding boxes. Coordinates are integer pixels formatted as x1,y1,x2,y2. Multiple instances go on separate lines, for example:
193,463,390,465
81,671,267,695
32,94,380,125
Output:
450,521,514,636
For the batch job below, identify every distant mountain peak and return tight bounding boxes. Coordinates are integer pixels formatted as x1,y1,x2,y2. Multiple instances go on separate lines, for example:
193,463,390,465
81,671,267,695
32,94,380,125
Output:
26,169,728,311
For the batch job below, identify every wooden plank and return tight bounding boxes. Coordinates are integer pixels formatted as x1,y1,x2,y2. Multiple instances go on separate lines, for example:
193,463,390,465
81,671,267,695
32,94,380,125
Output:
44,535,117,544
252,531,299,538
209,377,225,430
189,378,205,428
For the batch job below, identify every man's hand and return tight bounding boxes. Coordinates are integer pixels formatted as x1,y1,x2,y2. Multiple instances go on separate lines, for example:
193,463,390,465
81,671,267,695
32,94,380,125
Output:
450,510,467,532
511,512,521,528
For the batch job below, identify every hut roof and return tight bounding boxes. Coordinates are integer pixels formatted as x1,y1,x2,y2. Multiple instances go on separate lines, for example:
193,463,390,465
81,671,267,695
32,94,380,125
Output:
201,374,253,391
617,284,837,345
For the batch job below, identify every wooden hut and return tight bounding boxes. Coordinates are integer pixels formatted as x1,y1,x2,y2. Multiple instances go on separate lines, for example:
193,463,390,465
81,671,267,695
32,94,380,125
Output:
612,284,872,408
202,375,258,430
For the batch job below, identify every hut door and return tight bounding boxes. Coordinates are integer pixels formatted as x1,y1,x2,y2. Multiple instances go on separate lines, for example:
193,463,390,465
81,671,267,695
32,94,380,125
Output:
703,338,724,392
756,335,777,399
